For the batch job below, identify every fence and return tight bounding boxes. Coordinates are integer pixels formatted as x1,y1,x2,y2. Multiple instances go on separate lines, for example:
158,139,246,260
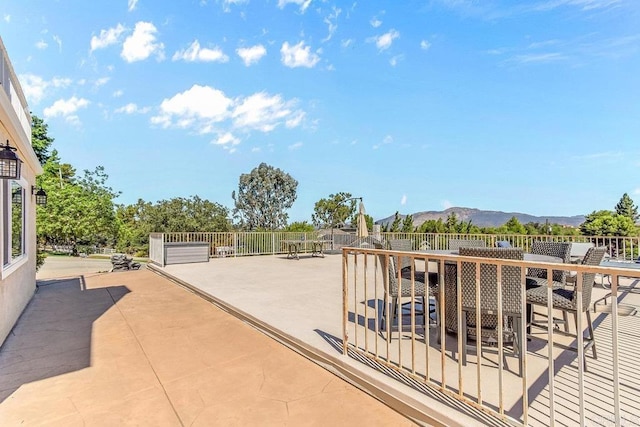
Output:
149,231,640,262
341,246,640,426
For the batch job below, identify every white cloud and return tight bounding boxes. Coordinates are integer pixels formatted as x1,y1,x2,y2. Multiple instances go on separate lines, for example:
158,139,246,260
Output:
531,0,623,12
213,132,240,146
121,21,164,62
277,0,311,13
222,0,248,11
370,18,382,28
420,40,432,50
236,44,267,66
19,74,72,104
152,85,305,150
285,111,305,128
53,35,62,51
322,7,341,42
35,40,48,50
90,24,126,52
633,188,640,195
390,55,403,66
128,0,139,11
172,40,229,63
400,194,407,205
507,52,566,64
3,14,10,23
442,200,453,209
280,41,320,68
233,92,295,132
288,142,303,150
94,77,110,87
113,89,124,97
341,39,354,48
115,103,149,114
373,134,394,150
43,96,90,124
151,84,232,129
370,29,400,51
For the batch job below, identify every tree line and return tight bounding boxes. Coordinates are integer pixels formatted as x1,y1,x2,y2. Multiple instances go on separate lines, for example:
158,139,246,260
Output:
33,116,639,260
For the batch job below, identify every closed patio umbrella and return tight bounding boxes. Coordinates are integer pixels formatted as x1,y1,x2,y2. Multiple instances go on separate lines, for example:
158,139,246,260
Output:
356,200,369,238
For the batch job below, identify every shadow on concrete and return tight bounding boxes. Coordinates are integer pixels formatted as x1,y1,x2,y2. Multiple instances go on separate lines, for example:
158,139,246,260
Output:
0,276,130,403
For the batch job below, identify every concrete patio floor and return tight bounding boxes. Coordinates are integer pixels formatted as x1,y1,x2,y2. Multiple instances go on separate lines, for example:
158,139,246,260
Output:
0,269,418,426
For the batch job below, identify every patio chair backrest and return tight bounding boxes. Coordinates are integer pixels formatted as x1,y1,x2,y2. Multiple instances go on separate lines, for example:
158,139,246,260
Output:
528,241,572,284
459,247,524,316
374,242,426,298
448,238,486,251
573,247,607,312
388,239,413,271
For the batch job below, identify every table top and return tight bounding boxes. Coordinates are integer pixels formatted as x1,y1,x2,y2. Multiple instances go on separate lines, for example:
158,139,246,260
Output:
419,249,562,264
600,260,640,270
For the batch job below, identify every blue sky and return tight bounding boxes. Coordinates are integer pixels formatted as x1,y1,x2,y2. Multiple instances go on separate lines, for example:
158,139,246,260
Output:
1,0,639,223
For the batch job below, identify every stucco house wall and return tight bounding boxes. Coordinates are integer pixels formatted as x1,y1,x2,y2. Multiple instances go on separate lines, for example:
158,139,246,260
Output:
0,37,43,346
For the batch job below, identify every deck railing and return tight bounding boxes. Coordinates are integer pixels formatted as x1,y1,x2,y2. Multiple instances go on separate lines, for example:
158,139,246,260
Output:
341,246,640,426
150,232,640,262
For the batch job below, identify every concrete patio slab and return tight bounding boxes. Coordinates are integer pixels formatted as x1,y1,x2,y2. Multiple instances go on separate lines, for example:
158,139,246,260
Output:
0,269,417,426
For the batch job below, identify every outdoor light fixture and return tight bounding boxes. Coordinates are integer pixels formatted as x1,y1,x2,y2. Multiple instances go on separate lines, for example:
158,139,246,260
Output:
32,186,48,206
0,140,21,180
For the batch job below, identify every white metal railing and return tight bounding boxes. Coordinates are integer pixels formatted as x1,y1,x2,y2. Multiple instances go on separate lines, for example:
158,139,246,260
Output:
149,233,164,266
154,232,640,262
342,246,640,426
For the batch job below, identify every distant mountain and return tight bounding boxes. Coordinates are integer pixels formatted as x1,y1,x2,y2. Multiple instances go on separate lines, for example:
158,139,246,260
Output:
375,207,585,228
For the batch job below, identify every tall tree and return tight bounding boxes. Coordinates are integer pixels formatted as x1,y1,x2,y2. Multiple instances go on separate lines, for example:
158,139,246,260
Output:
31,115,55,164
401,214,414,233
37,167,121,251
312,192,356,229
232,163,298,230
579,210,637,236
615,193,639,222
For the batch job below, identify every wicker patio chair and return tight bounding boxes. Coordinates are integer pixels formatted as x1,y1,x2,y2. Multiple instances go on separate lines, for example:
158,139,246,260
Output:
526,241,572,287
376,242,439,337
448,238,486,251
526,247,606,371
459,247,525,376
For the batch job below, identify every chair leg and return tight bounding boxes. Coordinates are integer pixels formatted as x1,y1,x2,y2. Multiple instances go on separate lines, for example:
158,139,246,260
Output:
562,311,570,333
514,316,523,377
586,310,597,360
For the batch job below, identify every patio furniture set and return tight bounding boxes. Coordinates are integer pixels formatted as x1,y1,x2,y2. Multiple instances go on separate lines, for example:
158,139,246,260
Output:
377,238,612,374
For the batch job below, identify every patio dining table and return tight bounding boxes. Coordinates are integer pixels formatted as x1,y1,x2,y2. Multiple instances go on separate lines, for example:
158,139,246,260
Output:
418,249,563,335
282,240,329,260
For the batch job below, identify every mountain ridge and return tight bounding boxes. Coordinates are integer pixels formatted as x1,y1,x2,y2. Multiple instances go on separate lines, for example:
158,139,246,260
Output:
376,207,585,228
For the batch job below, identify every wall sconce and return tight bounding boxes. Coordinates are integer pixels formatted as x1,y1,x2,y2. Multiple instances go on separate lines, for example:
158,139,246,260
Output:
32,186,47,206
0,140,21,180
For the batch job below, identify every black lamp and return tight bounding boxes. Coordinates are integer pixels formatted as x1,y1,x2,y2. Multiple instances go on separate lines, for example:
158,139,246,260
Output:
32,186,48,206
0,140,21,180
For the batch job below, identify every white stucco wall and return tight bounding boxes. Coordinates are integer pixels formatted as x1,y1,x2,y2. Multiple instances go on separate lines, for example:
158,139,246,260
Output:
0,37,42,347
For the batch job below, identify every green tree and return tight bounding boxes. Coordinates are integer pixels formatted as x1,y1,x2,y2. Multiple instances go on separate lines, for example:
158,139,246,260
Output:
579,210,637,236
311,192,356,229
389,211,402,232
37,167,120,252
283,221,315,232
401,214,414,233
232,163,298,230
31,115,55,164
498,216,526,234
615,193,639,222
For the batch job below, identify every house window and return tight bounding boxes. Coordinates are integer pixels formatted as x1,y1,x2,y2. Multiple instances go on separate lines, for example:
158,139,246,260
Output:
3,180,25,266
